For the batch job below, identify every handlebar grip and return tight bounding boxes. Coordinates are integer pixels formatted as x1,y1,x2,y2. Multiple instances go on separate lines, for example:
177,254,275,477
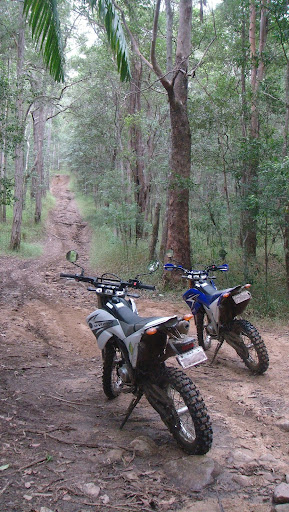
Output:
140,284,155,290
60,273,77,279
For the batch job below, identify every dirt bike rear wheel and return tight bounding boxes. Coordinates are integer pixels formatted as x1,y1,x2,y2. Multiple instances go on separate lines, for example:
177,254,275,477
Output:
156,367,213,454
230,319,269,375
196,310,212,350
102,343,123,399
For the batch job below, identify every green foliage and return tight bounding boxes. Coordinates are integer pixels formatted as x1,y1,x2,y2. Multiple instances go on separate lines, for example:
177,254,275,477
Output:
0,178,14,206
24,0,131,82
86,0,131,81
24,0,64,82
0,192,55,258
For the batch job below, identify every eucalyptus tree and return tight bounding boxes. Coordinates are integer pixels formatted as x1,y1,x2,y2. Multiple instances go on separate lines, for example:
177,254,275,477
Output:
10,1,26,250
265,0,289,292
115,0,199,269
241,0,269,258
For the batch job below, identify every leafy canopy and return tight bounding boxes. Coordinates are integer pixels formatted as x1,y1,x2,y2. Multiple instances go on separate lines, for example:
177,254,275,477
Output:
23,0,64,82
23,0,131,83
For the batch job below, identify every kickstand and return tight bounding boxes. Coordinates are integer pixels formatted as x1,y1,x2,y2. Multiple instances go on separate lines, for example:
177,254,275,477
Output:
211,340,224,365
120,391,143,430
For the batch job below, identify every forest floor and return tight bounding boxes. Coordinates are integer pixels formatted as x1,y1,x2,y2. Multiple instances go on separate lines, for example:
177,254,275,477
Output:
0,175,289,512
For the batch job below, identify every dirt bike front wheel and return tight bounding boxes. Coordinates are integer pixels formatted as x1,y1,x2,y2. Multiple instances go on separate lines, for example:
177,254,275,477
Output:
156,367,213,455
229,319,269,375
102,343,124,399
196,310,212,350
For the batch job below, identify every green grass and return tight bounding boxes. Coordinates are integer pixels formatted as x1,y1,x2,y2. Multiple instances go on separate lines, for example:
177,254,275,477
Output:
0,192,55,258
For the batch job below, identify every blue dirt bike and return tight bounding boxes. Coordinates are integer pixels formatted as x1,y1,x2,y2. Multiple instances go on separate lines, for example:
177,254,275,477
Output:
164,262,269,375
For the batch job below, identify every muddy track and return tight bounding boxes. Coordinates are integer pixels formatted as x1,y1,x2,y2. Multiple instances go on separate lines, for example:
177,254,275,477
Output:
0,175,288,512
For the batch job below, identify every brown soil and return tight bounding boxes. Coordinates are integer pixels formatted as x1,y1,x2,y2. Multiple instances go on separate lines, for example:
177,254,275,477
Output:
0,175,288,512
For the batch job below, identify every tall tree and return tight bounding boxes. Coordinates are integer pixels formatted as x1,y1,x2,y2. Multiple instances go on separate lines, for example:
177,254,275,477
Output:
120,0,193,268
241,0,268,259
10,2,25,250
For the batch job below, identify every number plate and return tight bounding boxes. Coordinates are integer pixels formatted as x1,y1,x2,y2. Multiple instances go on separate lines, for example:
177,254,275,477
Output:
232,290,251,304
176,346,207,369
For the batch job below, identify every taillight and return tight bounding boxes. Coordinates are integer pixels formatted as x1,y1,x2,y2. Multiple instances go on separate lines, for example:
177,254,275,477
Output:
179,340,195,352
182,313,193,321
172,337,195,353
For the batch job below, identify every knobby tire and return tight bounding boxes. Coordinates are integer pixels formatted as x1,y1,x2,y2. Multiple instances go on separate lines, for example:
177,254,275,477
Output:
148,366,213,455
102,343,123,399
231,319,269,375
196,309,212,350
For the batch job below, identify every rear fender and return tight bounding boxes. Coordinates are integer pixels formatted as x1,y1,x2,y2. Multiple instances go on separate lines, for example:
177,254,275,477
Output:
125,315,178,368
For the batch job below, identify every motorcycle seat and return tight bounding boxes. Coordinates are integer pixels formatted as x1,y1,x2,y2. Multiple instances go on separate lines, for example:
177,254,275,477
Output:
120,318,159,337
106,303,158,336
197,283,221,296
200,287,240,305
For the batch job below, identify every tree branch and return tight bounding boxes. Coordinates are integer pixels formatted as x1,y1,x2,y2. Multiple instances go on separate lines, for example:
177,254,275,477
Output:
151,0,166,80
188,37,216,77
114,0,171,91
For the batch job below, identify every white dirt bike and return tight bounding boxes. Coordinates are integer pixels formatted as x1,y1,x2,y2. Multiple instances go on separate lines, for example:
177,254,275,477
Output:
60,250,212,455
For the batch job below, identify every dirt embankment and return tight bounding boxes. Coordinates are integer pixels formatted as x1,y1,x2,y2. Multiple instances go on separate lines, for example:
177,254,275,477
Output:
0,175,288,512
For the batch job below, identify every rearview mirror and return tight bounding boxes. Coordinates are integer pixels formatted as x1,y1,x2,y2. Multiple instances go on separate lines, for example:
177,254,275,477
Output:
148,260,159,273
66,250,79,263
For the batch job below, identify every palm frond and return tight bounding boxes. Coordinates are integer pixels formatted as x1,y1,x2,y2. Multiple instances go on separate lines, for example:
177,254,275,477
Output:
86,0,131,81
24,0,64,82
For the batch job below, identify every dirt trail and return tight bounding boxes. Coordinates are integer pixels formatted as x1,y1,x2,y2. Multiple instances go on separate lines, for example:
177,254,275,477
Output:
0,175,288,512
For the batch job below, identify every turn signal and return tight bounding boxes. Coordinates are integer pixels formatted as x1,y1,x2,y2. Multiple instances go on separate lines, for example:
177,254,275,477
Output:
244,284,251,289
183,313,193,321
223,292,230,298
146,327,157,335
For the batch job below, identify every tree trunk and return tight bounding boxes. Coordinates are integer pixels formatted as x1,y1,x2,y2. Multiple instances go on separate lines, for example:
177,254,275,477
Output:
10,3,25,251
149,202,161,261
165,0,192,270
128,56,147,240
0,57,9,223
44,111,53,192
241,0,268,259
218,131,233,248
283,60,289,293
121,0,192,268
285,211,289,293
32,102,46,223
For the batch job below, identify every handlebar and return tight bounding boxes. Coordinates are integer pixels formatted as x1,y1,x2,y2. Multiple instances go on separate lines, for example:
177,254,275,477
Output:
164,263,228,276
60,272,155,292
60,273,78,279
127,279,155,291
60,272,96,284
